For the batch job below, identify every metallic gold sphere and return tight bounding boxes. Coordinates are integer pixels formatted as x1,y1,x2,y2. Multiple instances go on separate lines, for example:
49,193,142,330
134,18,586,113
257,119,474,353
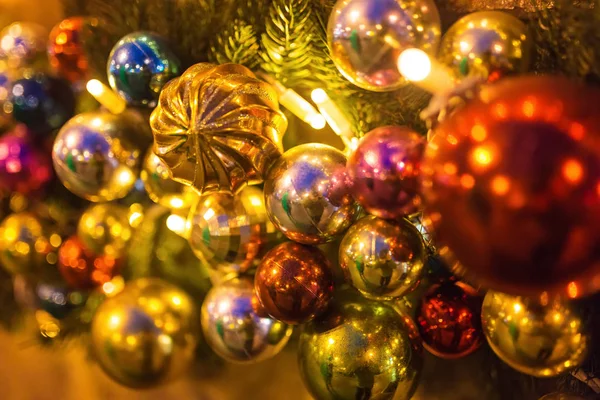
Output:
255,242,334,325
52,111,143,202
201,277,293,364
421,76,600,298
327,0,441,91
150,63,287,195
0,212,59,275
77,203,132,258
298,290,422,400
91,278,199,388
438,11,531,81
141,149,198,209
339,216,425,300
188,186,281,274
264,143,360,244
482,291,589,378
0,22,46,69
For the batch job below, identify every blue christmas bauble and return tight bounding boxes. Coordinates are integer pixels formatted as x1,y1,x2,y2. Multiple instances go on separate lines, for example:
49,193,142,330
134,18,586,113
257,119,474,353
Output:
107,32,180,107
6,75,75,134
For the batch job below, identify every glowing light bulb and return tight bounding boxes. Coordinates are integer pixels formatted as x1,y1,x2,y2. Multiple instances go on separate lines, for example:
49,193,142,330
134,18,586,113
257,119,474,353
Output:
86,79,126,114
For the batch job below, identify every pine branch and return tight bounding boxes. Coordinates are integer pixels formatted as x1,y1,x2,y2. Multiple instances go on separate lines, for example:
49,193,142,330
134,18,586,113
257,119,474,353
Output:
208,21,261,69
260,0,320,87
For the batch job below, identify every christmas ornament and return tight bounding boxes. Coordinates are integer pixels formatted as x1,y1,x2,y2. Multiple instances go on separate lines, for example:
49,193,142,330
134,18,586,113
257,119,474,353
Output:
347,126,425,219
482,291,589,377
0,212,59,275
77,203,132,258
58,236,120,290
52,110,143,202
538,393,585,400
91,278,199,388
126,205,212,295
0,125,53,196
255,242,334,324
34,280,87,320
48,17,99,83
339,215,425,300
201,276,293,364
150,62,287,195
6,75,75,133
437,11,531,81
327,0,441,91
0,22,46,68
140,149,197,209
107,32,180,107
264,143,360,244
298,290,422,400
188,185,281,274
417,281,482,359
421,76,600,298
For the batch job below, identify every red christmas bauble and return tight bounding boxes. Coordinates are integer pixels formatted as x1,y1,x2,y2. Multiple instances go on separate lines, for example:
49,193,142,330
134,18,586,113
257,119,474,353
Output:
421,76,600,298
254,242,334,324
58,236,120,290
417,281,482,359
48,17,98,83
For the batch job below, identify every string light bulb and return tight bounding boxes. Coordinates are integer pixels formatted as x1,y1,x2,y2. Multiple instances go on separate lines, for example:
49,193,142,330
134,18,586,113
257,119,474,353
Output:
86,79,126,115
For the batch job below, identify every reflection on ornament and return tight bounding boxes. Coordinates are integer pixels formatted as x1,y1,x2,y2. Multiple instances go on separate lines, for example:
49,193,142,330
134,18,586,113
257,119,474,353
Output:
482,291,589,378
201,277,292,363
107,32,180,107
48,17,98,83
339,216,425,300
0,22,46,69
264,143,360,244
347,125,425,219
438,11,531,81
298,290,422,400
77,203,132,257
327,0,441,91
0,212,59,275
52,111,143,202
141,149,197,209
150,63,287,195
58,236,120,290
188,186,281,274
91,278,199,388
417,281,482,359
421,76,600,298
255,242,334,324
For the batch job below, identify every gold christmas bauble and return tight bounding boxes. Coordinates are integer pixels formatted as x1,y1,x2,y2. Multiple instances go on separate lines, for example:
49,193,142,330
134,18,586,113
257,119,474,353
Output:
140,149,198,209
52,110,143,202
188,185,281,274
437,11,531,81
150,63,287,195
201,277,292,364
298,290,422,400
339,215,425,300
0,212,60,275
264,143,361,245
0,22,47,70
482,291,589,378
327,0,441,91
77,203,132,258
91,278,199,388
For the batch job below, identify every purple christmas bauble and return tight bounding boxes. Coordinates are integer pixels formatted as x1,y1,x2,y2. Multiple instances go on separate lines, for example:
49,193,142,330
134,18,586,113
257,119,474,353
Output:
347,126,426,219
0,125,53,196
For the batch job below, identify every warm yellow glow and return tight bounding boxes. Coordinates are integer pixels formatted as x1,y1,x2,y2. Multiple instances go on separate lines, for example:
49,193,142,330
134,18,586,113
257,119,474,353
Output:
513,303,522,313
491,175,510,195
86,79,126,114
166,214,187,235
308,113,327,130
471,125,487,142
168,197,185,209
279,87,325,130
398,48,431,82
310,88,354,149
311,89,328,104
471,145,495,167
562,159,584,184
568,282,579,298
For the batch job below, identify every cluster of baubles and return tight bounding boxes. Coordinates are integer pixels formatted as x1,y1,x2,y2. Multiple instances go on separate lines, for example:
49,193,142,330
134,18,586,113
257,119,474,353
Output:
0,0,598,397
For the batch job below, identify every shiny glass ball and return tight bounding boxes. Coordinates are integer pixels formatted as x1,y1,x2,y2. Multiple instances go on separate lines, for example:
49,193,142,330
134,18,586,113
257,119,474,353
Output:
107,32,180,107
264,143,360,245
52,111,142,202
201,277,293,363
339,215,425,300
327,0,441,91
77,203,132,258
